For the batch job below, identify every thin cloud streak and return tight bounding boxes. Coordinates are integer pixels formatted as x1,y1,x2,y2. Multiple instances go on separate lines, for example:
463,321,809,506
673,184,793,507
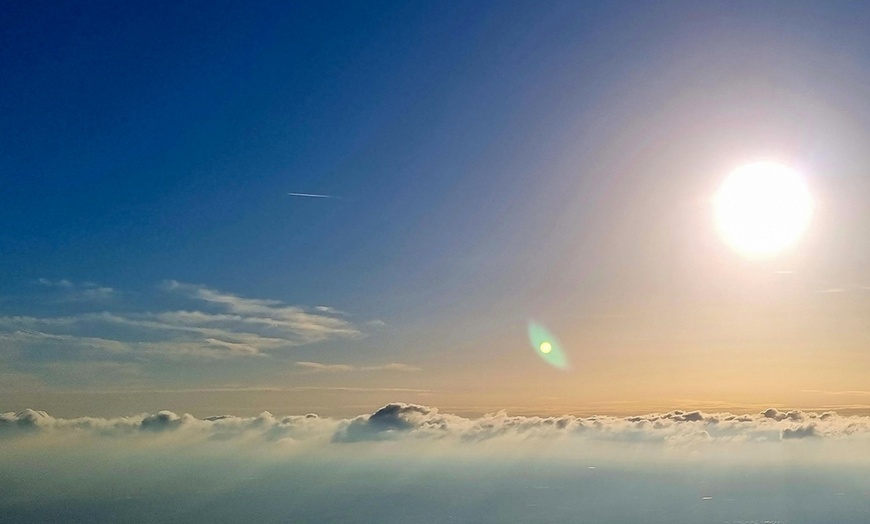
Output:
295,361,355,373
804,389,870,397
19,386,434,394
295,361,422,373
36,278,74,288
34,278,115,301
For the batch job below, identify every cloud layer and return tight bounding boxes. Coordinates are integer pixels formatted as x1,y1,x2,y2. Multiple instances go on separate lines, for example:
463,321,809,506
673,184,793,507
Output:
3,404,869,447
3,405,868,523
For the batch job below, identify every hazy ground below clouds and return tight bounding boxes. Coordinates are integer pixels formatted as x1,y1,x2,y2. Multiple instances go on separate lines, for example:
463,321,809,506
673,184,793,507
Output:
2,404,869,523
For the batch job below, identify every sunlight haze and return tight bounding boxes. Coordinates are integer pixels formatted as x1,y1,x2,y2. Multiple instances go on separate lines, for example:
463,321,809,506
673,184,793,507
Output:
2,1,869,522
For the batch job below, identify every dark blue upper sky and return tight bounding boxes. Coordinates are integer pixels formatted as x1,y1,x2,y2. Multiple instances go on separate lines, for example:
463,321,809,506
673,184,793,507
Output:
4,2,815,299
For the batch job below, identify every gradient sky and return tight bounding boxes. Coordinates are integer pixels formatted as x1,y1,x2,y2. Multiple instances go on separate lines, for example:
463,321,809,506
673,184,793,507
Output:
3,1,870,418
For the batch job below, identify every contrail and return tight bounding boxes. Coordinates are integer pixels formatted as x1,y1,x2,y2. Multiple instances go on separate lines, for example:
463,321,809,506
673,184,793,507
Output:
287,192,334,199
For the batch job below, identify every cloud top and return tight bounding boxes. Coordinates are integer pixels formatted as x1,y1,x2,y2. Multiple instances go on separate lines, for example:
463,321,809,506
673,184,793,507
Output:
2,405,868,448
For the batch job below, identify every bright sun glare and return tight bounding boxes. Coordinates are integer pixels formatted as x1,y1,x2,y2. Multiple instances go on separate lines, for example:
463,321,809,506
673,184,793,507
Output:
713,162,815,258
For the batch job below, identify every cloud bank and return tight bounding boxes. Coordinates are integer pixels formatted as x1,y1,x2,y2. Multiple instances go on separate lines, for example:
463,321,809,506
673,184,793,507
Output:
3,404,868,449
3,405,869,524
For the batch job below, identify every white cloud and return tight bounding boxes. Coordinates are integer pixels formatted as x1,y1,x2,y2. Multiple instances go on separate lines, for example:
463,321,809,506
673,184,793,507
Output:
163,281,361,342
0,407,336,443
0,282,364,360
294,361,422,373
314,305,341,314
0,327,129,353
36,278,74,288
362,363,421,372
81,286,115,300
2,404,868,447
203,338,261,355
295,361,356,373
34,278,115,301
2,406,866,523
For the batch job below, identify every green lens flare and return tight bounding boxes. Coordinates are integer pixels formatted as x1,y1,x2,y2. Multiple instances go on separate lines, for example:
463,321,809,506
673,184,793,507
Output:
527,321,570,370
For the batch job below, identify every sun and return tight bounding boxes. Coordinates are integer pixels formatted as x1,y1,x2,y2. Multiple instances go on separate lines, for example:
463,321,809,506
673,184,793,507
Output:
713,162,814,258
539,341,552,354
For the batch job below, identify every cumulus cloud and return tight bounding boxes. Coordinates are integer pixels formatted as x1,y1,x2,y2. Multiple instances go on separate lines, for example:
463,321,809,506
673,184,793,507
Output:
0,407,336,444
140,410,187,432
0,281,363,359
3,406,866,524
2,405,868,449
781,424,818,439
335,403,453,442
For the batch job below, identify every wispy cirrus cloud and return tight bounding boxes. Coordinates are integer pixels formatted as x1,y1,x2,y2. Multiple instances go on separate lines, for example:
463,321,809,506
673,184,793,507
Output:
367,363,421,372
803,389,870,397
294,361,421,373
295,361,356,373
35,278,115,301
163,280,360,342
0,281,367,361
35,278,74,288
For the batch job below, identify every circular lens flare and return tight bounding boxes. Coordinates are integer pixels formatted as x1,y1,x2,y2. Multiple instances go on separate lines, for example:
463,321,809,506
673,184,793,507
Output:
528,321,570,370
714,162,814,258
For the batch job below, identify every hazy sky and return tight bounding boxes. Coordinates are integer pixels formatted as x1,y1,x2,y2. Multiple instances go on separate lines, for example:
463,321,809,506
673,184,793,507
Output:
3,1,870,418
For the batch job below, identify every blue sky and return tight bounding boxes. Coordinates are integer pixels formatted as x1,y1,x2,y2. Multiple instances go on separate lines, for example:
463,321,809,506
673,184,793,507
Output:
2,1,660,307
3,1,870,417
